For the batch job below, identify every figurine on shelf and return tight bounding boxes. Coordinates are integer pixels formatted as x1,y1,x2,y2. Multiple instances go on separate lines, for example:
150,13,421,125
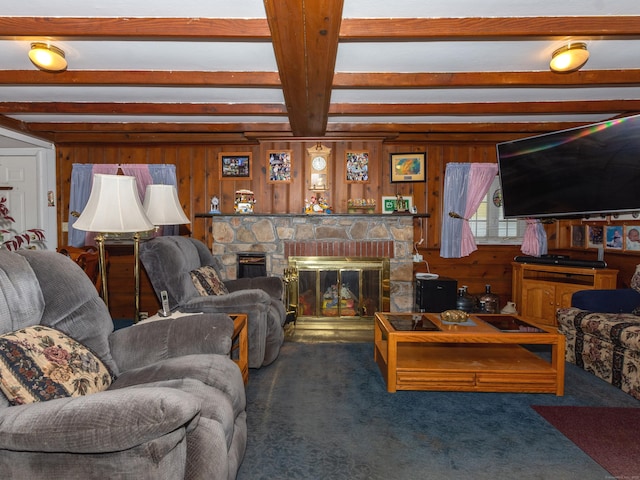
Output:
347,198,376,214
305,194,332,214
234,189,255,214
395,193,406,212
210,196,221,214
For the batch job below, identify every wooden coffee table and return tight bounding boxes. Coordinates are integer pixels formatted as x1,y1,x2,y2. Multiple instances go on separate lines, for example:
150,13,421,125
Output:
374,312,565,395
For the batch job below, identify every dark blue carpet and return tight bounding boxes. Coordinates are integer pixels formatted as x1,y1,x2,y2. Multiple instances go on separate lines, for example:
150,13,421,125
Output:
113,319,135,330
238,342,639,480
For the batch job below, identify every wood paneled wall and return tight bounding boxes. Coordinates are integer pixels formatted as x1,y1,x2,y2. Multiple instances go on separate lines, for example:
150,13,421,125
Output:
56,139,637,318
56,140,498,248
414,244,521,309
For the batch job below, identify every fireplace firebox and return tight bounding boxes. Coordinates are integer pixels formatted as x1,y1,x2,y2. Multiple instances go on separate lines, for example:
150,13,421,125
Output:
287,256,390,320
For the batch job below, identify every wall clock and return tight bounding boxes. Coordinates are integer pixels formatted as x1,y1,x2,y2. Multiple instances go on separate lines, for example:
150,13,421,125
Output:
306,143,331,191
312,155,327,172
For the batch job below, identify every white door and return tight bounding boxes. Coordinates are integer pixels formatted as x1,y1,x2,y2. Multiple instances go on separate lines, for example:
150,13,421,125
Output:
0,154,40,244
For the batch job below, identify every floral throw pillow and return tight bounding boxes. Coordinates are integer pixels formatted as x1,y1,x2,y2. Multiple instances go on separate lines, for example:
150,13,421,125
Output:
0,325,113,406
190,266,229,296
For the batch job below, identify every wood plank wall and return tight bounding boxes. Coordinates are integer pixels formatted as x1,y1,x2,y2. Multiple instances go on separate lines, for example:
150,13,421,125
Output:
55,140,639,318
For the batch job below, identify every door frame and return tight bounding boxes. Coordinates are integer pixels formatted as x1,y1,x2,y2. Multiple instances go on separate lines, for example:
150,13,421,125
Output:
0,129,57,251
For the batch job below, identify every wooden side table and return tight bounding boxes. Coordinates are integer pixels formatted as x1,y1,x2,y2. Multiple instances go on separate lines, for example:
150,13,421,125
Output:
230,314,249,385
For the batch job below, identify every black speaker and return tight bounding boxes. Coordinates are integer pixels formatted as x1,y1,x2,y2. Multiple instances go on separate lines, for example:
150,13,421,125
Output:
415,277,458,313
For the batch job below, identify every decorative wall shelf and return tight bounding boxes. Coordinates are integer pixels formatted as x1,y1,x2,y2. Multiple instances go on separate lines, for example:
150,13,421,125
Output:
195,213,429,218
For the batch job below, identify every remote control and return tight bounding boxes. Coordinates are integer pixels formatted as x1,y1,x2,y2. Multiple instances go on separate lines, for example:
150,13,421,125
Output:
159,290,170,317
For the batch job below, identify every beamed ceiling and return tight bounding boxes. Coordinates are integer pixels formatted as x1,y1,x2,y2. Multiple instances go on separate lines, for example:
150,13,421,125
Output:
1,0,640,146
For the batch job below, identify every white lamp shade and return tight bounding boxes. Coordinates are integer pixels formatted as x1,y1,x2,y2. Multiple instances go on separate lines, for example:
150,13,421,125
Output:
74,174,155,233
143,184,191,225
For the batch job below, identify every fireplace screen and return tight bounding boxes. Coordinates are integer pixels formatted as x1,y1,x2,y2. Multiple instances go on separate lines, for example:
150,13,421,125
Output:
287,256,390,319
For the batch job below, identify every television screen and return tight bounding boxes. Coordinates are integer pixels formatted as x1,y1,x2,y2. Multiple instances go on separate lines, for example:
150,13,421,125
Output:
496,114,640,219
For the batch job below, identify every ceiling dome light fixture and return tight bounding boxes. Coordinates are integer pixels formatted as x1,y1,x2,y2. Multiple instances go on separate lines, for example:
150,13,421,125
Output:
28,42,67,72
549,42,589,73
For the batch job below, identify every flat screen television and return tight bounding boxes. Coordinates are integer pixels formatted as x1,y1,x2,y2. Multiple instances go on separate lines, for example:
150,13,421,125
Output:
496,114,640,219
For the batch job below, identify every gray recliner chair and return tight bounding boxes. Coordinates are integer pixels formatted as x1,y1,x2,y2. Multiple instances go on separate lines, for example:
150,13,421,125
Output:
139,236,286,368
0,250,246,480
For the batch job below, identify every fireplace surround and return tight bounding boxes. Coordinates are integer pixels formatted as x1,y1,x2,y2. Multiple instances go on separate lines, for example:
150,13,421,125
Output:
197,213,426,313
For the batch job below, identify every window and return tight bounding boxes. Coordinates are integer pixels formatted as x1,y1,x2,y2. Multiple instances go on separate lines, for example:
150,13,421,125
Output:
468,176,525,244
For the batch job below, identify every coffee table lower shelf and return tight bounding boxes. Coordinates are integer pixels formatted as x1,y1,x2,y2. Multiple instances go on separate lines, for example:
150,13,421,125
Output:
376,343,560,394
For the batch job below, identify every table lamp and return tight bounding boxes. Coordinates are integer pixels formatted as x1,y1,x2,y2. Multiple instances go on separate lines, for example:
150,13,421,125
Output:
143,184,190,317
143,184,191,227
73,174,154,321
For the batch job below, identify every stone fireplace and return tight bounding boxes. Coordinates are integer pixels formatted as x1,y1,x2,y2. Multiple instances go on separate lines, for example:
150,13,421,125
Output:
199,213,421,312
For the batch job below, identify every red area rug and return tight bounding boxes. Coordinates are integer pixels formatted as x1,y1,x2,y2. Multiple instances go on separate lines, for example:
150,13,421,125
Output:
532,406,640,478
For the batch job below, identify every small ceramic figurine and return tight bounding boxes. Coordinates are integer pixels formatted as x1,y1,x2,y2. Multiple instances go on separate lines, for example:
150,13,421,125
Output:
305,194,331,214
210,196,220,214
501,301,518,314
234,189,255,214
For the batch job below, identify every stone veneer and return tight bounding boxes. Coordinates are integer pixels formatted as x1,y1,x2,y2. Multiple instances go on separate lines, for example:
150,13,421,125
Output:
203,214,416,312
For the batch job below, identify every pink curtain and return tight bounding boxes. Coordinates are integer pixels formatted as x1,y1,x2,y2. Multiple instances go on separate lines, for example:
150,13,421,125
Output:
460,163,499,257
120,165,154,203
521,219,548,256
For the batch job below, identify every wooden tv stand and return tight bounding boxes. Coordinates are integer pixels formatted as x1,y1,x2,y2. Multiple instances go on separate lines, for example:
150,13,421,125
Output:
511,262,618,327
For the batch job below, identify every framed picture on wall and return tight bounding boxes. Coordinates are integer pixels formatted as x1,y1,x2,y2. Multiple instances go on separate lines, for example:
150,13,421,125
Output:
345,151,369,183
381,195,413,214
267,150,292,183
587,225,604,249
571,225,586,248
625,225,640,251
219,152,252,180
605,225,623,250
390,152,426,183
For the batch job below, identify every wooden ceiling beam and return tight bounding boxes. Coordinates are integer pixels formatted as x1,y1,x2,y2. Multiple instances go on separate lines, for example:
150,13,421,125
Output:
3,14,640,142
339,17,640,40
25,120,591,136
391,132,540,143
52,132,261,144
0,17,271,39
327,122,593,134
28,119,595,143
3,16,639,40
329,100,640,115
0,103,287,115
264,0,343,137
0,114,53,139
3,70,639,89
0,71,281,87
333,70,640,88
2,99,632,116
27,122,292,133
